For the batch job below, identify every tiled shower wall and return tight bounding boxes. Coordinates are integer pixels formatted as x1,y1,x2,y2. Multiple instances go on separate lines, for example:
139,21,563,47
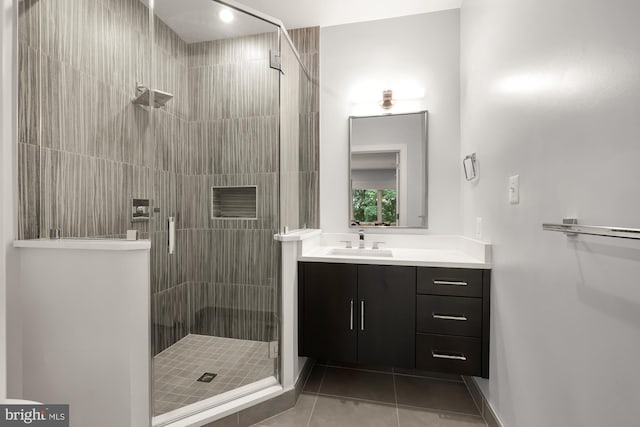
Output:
18,0,155,240
152,31,283,354
290,28,320,229
17,0,319,356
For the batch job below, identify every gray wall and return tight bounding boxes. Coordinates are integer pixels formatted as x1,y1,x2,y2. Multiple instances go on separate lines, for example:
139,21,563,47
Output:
17,0,319,355
461,0,640,426
291,28,320,230
18,0,156,241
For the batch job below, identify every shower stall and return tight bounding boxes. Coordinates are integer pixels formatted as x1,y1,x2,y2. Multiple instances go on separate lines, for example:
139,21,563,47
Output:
17,0,319,424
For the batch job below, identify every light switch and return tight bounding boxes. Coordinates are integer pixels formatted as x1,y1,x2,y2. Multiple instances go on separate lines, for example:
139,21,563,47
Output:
509,175,520,204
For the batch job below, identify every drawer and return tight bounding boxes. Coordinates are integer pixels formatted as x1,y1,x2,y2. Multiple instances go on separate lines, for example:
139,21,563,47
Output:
417,295,482,337
416,333,481,376
417,267,483,297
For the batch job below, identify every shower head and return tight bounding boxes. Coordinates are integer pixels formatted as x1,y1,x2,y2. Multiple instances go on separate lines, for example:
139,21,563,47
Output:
132,85,174,108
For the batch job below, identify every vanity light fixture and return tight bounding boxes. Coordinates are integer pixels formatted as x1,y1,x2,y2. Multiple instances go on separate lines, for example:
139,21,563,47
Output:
219,9,234,23
380,89,394,109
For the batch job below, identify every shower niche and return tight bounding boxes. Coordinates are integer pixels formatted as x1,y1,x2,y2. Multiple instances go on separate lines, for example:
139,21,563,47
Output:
211,186,258,219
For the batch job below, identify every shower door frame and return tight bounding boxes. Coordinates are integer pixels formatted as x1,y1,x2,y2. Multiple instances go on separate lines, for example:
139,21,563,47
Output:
149,1,310,425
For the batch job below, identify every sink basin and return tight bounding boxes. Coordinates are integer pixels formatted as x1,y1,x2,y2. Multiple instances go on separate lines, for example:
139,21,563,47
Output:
329,248,394,257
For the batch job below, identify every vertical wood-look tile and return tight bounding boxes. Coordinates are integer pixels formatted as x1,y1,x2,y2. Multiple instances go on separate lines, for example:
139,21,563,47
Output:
18,42,40,147
289,27,319,55
299,112,319,173
18,143,40,239
152,282,189,355
299,171,319,229
18,0,40,47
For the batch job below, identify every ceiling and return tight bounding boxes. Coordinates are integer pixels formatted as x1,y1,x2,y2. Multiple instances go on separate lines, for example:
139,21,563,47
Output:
150,0,278,43
233,0,462,29
148,0,462,43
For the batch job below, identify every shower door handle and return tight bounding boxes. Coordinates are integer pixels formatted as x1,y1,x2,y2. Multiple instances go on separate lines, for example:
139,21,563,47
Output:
168,217,175,255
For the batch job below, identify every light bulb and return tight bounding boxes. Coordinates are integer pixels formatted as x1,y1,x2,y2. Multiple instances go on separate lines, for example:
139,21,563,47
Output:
219,9,234,23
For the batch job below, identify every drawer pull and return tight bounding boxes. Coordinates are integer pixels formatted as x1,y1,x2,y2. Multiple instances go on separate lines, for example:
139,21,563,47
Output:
432,313,468,321
432,351,467,361
433,280,468,286
360,300,365,331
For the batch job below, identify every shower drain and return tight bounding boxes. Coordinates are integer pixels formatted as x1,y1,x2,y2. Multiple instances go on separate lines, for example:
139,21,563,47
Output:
197,372,217,383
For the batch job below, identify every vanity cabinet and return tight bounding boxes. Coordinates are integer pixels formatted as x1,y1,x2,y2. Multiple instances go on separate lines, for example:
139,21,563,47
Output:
299,262,491,378
299,262,416,368
415,267,490,378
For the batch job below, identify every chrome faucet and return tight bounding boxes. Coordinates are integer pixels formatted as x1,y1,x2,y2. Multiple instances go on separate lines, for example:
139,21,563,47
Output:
358,230,365,249
372,241,385,250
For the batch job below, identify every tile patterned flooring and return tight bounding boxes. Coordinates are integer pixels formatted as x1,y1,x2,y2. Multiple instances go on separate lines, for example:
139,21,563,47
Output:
252,362,487,427
153,334,275,416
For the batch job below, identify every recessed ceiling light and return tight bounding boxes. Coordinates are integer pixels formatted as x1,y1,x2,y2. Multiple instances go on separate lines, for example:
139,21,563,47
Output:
219,9,234,23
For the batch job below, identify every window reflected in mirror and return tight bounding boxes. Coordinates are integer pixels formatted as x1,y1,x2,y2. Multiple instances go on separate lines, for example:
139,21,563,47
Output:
350,151,399,226
352,189,397,226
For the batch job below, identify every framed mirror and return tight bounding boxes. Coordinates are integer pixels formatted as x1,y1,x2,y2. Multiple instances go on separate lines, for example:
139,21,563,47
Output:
349,111,428,228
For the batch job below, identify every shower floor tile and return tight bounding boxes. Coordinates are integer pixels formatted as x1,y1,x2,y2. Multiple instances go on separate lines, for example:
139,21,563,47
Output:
153,334,275,416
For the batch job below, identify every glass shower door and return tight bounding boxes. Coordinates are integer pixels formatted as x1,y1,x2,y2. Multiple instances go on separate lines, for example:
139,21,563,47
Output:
147,0,283,418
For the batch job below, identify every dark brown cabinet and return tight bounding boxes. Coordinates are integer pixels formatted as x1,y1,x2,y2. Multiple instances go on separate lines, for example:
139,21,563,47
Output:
299,262,416,368
299,262,358,363
298,262,490,378
416,295,482,337
357,265,416,368
415,267,491,378
416,334,482,376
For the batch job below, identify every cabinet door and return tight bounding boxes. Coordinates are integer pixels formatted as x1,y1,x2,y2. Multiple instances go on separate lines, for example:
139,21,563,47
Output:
300,263,358,363
357,265,416,368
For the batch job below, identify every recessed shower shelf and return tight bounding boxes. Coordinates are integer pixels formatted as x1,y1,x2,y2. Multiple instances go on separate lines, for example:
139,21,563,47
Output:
211,186,258,220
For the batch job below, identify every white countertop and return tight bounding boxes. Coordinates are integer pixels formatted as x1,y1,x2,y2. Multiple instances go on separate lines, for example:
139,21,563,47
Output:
274,229,322,242
297,233,491,269
14,239,151,251
299,247,489,269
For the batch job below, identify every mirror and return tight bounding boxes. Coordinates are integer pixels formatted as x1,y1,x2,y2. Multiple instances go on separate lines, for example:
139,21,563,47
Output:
349,111,428,228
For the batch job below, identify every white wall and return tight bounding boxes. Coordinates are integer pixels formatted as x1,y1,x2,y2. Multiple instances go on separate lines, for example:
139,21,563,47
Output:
0,0,17,399
18,243,150,426
320,10,461,233
460,0,640,426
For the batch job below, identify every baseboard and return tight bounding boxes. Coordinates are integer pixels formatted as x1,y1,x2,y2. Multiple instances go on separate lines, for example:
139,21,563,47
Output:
294,358,314,398
462,376,504,427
